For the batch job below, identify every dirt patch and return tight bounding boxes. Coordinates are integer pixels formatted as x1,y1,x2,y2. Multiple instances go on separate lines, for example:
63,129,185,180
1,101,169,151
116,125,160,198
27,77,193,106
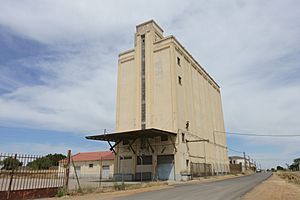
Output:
242,173,300,200
42,183,171,200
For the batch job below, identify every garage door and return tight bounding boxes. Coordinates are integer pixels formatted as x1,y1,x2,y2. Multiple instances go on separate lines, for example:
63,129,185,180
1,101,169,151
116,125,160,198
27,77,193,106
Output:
157,155,174,180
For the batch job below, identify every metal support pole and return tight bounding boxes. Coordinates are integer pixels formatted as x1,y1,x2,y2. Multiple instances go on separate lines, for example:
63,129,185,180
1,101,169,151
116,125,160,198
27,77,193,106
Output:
243,152,247,172
139,155,143,183
64,150,71,192
71,158,81,192
99,156,102,188
120,156,124,183
7,153,17,200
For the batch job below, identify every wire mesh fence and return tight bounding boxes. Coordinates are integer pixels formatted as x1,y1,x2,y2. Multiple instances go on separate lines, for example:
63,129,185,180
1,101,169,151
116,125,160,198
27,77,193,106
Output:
0,152,68,200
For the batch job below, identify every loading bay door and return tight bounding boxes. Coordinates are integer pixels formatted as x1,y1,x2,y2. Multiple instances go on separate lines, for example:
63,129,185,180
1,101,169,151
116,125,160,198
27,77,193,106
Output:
157,155,174,180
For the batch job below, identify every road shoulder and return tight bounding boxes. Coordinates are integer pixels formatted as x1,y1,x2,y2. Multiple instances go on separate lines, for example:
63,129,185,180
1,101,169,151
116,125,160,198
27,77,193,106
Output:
241,173,300,200
42,174,247,200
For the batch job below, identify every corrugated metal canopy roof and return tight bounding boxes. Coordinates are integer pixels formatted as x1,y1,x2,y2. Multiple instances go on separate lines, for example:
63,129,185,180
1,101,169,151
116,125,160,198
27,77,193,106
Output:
85,128,176,142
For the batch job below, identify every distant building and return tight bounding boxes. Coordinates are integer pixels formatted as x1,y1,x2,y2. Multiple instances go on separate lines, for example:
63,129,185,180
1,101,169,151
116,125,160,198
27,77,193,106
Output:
229,156,254,172
60,151,114,179
87,20,229,181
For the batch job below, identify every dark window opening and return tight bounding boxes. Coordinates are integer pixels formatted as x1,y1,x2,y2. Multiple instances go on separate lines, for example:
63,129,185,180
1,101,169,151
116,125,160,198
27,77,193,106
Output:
123,139,129,145
137,155,152,165
178,76,182,85
102,165,110,170
120,156,132,160
182,133,185,143
186,121,189,130
89,164,93,168
177,57,181,66
161,135,168,141
186,160,189,167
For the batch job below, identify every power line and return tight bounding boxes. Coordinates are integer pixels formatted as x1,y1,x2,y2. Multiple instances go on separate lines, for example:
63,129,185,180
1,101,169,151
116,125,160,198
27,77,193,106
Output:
215,130,300,137
227,147,243,154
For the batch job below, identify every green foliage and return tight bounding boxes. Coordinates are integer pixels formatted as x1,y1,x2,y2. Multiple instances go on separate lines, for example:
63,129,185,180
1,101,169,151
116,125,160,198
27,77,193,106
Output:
293,158,300,163
27,154,66,170
276,166,284,170
1,157,22,170
56,188,66,197
289,158,300,171
113,182,126,190
271,168,276,172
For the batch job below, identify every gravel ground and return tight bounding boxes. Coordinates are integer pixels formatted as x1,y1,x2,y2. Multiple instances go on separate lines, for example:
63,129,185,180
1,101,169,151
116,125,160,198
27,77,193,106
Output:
241,173,300,200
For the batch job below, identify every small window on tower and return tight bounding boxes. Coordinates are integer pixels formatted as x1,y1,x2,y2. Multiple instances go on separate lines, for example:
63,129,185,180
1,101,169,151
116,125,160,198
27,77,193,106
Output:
182,133,185,143
178,76,182,85
186,159,189,167
177,57,181,66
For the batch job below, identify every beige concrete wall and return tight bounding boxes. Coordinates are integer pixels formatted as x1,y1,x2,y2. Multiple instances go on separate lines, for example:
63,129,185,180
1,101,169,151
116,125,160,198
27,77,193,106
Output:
116,50,138,132
69,160,114,178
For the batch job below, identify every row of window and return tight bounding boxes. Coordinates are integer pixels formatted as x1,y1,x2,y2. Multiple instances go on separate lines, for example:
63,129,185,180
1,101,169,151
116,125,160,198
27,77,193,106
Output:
78,164,110,169
118,155,189,168
177,56,183,86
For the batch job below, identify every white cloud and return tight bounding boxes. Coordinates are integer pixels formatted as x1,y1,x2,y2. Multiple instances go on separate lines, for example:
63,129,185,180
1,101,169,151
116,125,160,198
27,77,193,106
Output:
0,0,192,44
0,141,106,155
0,45,117,132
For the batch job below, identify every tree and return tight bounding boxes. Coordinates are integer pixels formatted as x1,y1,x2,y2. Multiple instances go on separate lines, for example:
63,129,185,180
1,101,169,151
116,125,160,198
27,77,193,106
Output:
27,154,66,170
293,158,300,164
0,157,22,170
276,166,284,171
289,158,300,171
271,168,276,172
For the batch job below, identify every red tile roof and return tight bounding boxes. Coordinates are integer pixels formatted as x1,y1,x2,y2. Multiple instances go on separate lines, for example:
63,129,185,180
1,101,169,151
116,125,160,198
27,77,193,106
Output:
70,151,114,162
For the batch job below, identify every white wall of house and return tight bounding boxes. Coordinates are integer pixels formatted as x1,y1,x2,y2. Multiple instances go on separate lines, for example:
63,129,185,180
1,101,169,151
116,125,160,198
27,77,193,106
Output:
229,157,253,172
68,160,114,179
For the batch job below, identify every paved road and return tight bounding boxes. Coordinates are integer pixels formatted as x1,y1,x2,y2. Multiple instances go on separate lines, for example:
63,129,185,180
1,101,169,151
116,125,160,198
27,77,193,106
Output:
115,172,272,200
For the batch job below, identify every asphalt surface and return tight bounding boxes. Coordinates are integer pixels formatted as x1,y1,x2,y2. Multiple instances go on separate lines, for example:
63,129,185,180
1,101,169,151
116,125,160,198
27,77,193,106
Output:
115,172,272,200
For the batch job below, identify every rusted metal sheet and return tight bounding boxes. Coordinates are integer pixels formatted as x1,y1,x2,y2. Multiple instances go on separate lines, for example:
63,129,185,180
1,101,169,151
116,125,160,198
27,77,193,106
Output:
0,187,59,200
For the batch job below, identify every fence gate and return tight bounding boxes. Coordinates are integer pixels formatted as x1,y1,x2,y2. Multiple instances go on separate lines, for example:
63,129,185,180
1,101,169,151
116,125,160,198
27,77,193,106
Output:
190,162,212,178
0,153,68,200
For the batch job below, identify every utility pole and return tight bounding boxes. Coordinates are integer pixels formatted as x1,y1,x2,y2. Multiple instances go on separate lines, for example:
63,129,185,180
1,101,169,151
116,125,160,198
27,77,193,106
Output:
243,152,247,171
248,156,251,170
260,163,262,171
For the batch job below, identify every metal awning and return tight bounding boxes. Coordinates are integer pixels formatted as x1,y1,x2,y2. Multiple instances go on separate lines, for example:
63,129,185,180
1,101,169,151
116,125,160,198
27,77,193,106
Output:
85,128,177,142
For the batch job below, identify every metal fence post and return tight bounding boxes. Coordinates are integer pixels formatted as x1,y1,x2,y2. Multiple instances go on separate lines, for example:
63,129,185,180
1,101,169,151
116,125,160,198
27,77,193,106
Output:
71,158,81,192
64,150,71,192
7,153,17,200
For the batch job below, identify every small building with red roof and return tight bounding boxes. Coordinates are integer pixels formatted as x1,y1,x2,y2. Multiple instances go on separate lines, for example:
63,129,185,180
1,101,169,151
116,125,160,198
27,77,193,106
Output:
62,151,114,179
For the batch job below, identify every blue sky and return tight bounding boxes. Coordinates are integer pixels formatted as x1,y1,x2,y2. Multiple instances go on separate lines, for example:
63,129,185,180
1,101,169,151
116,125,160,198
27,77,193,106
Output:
0,0,300,169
